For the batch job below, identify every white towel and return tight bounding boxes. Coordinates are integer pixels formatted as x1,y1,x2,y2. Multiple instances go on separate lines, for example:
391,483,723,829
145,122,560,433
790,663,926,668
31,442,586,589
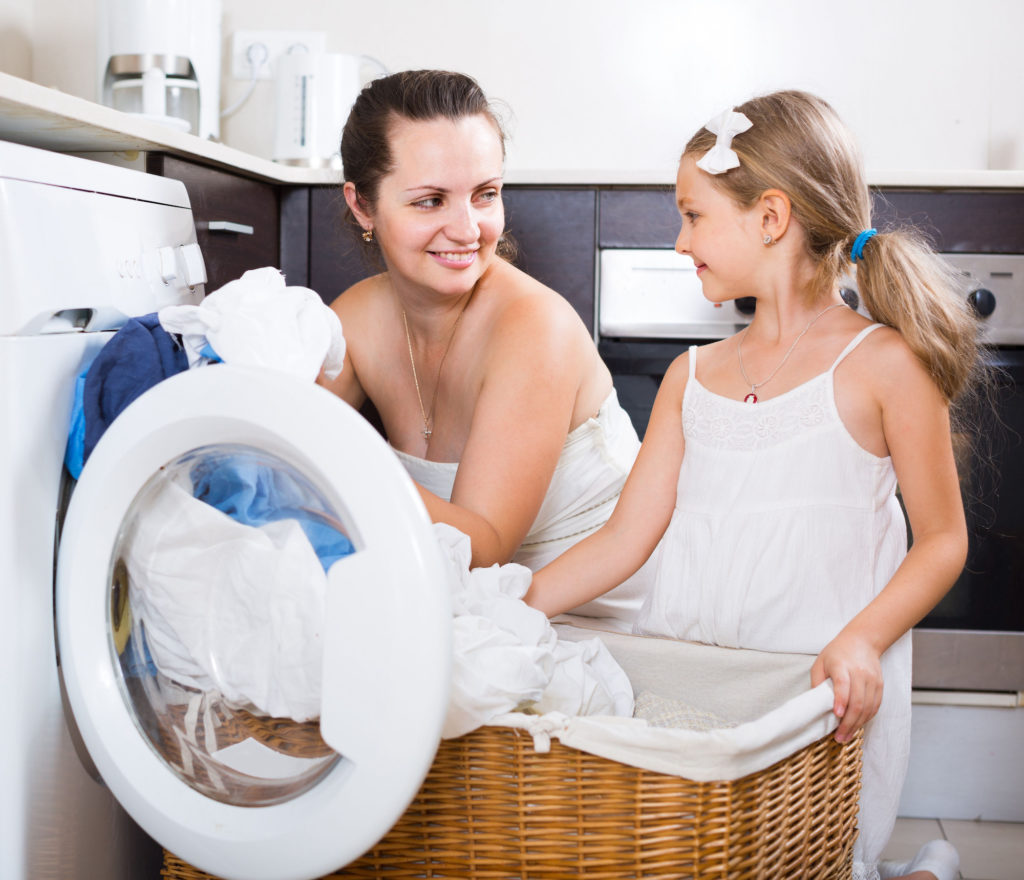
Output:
158,266,345,381
433,524,633,738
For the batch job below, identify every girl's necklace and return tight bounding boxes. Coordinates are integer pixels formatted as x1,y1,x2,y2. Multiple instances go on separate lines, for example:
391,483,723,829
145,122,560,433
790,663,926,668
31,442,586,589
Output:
402,297,471,440
737,302,846,404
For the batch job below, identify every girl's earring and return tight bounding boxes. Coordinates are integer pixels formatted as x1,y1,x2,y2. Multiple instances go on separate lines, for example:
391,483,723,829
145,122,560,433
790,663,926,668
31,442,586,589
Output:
762,234,774,246
362,228,375,243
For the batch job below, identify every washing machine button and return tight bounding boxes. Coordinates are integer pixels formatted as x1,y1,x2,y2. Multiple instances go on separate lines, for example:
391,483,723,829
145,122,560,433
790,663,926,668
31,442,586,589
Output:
157,246,178,284
179,243,207,288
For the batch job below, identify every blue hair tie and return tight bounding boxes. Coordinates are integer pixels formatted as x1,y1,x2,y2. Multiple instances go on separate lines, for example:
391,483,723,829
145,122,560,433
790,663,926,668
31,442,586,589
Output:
850,228,877,263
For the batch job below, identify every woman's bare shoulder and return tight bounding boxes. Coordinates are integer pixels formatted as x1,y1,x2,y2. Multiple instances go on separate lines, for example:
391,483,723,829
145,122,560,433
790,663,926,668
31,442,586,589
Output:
482,260,587,338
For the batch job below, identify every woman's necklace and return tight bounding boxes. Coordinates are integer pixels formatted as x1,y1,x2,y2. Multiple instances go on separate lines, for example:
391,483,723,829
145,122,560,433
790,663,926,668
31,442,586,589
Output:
737,302,846,403
402,297,471,440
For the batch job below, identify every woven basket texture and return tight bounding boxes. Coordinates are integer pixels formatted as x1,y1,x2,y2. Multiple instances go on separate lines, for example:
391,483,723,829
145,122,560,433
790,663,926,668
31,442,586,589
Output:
162,722,862,880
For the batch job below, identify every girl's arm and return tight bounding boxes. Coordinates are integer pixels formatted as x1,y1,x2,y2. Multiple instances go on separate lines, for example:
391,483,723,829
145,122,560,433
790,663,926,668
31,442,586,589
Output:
524,352,690,615
812,337,968,742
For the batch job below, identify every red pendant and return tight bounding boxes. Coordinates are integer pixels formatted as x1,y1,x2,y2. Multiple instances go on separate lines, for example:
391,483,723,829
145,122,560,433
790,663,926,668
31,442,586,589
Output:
744,392,758,404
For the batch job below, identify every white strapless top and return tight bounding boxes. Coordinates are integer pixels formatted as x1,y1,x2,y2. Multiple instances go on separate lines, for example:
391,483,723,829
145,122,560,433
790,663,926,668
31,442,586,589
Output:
392,388,653,627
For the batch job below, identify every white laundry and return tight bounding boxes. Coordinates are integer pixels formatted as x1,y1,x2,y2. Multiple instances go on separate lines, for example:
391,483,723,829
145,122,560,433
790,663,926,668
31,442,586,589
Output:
124,489,631,735
433,524,633,738
124,479,327,722
158,266,345,381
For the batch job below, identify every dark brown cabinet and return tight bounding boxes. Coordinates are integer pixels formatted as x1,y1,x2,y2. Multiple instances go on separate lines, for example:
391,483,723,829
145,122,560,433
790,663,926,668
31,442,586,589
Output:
146,155,281,292
308,185,375,303
503,188,597,333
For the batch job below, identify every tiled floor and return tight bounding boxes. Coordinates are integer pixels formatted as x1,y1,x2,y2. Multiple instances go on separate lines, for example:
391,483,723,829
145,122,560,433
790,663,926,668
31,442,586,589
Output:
882,817,1024,880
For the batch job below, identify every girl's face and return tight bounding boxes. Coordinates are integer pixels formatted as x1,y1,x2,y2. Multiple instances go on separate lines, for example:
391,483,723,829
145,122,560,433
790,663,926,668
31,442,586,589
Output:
359,114,505,300
674,156,765,303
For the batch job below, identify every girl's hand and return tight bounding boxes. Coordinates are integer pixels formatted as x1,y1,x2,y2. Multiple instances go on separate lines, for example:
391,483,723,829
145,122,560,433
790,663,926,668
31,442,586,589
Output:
810,633,883,743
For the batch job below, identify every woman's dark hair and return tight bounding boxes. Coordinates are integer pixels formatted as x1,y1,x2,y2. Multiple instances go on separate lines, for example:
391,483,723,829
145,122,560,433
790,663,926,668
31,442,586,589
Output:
341,69,506,213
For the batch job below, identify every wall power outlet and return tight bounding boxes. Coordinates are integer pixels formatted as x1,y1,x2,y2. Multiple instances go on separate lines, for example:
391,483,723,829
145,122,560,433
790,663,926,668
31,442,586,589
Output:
230,30,327,80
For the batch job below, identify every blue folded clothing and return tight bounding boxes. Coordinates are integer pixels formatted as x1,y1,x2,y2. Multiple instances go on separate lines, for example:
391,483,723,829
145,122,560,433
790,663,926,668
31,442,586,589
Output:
65,313,189,477
190,454,355,572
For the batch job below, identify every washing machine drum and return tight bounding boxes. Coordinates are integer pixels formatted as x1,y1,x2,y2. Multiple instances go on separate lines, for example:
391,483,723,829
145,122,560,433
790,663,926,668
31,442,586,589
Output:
56,365,451,880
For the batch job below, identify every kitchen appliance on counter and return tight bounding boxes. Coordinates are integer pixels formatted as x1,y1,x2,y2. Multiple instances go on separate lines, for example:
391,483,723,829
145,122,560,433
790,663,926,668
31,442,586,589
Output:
272,50,386,168
1,140,452,880
97,0,222,138
598,245,1024,820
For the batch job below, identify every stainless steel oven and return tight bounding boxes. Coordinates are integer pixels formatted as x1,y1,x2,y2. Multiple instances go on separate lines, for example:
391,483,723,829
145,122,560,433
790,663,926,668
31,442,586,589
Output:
597,247,1024,694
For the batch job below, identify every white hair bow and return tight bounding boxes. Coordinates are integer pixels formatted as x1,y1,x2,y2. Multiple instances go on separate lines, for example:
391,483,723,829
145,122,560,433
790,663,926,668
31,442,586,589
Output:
695,109,753,175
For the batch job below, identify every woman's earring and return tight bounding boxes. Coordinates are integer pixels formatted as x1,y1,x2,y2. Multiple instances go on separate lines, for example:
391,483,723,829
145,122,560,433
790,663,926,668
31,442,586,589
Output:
362,228,375,243
762,234,774,246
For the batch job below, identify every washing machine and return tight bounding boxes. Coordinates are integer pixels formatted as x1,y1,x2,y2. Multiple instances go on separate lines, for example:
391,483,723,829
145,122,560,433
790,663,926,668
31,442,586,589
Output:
0,140,452,880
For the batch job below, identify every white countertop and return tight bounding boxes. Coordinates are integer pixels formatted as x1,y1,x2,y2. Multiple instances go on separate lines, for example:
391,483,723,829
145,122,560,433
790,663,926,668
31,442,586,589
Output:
3,72,1024,189
0,72,337,185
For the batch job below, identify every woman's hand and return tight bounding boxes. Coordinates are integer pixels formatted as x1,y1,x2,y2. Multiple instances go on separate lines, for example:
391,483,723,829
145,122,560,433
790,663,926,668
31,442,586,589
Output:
810,631,884,743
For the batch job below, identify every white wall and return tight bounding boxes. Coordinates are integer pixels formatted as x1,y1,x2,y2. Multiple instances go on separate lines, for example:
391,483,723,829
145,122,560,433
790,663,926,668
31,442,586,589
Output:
14,0,1024,176
0,0,34,81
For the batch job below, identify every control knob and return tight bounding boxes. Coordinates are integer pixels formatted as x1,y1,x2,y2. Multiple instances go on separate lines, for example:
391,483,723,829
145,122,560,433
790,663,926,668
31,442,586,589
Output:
967,288,996,318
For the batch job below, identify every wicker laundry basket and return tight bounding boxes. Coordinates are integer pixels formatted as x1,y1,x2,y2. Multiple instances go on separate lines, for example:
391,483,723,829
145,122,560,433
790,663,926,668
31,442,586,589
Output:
161,719,862,880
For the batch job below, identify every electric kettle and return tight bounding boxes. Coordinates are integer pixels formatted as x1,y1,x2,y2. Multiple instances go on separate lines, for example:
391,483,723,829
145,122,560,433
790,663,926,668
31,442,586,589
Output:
273,51,377,169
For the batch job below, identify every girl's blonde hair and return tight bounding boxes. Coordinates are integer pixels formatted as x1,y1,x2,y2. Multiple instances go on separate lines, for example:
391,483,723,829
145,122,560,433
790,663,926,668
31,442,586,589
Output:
683,90,980,404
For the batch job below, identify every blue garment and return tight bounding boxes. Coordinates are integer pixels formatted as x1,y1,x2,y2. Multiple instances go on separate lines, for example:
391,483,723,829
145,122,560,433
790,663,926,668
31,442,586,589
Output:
65,313,189,477
190,454,355,572
64,368,90,478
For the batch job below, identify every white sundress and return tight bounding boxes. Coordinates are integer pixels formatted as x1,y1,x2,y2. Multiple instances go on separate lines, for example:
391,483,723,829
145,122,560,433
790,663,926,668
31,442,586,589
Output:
634,324,912,880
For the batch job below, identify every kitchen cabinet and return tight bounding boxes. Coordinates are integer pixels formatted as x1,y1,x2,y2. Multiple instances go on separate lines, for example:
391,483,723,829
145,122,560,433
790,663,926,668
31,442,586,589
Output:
308,185,374,303
599,188,677,249
146,155,281,291
870,191,1024,253
599,186,1024,254
503,188,597,333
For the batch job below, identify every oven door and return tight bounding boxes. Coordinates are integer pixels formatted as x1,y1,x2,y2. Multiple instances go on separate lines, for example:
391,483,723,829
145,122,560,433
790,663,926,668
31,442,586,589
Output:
55,365,451,880
913,347,1024,692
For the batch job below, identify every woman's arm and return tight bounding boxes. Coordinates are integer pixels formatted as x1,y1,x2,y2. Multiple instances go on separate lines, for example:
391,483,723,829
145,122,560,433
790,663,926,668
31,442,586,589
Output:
812,336,968,742
417,289,591,566
523,352,690,615
317,284,369,409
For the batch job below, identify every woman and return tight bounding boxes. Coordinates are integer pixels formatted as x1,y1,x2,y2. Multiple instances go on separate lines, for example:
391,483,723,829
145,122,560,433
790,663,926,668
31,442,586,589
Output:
319,69,650,628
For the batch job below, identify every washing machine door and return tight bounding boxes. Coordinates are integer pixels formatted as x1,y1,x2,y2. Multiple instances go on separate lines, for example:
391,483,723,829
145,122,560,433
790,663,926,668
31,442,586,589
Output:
56,365,452,880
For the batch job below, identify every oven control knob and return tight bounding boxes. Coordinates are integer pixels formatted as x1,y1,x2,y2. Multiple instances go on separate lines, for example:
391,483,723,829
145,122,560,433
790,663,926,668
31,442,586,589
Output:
967,288,996,318
735,296,757,315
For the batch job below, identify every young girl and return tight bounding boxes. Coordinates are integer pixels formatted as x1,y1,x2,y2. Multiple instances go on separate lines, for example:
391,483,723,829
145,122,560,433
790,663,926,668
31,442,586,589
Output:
525,91,977,880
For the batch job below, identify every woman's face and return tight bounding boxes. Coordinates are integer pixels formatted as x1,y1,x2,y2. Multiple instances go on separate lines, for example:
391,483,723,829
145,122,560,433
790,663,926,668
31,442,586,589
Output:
357,113,505,300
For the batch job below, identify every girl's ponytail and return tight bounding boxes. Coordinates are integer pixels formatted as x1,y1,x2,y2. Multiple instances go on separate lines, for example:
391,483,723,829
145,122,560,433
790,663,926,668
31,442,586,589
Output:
852,228,980,404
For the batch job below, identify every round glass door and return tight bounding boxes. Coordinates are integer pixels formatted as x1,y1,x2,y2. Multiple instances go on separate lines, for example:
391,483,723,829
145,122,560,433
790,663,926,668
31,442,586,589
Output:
57,366,451,880
111,442,349,807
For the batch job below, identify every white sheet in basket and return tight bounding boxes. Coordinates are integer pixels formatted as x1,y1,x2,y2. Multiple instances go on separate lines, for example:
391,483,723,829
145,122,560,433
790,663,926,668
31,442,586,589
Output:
492,627,839,783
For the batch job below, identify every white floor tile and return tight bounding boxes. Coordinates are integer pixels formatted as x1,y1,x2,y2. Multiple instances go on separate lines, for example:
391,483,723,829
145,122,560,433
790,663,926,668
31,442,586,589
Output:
941,819,1024,880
